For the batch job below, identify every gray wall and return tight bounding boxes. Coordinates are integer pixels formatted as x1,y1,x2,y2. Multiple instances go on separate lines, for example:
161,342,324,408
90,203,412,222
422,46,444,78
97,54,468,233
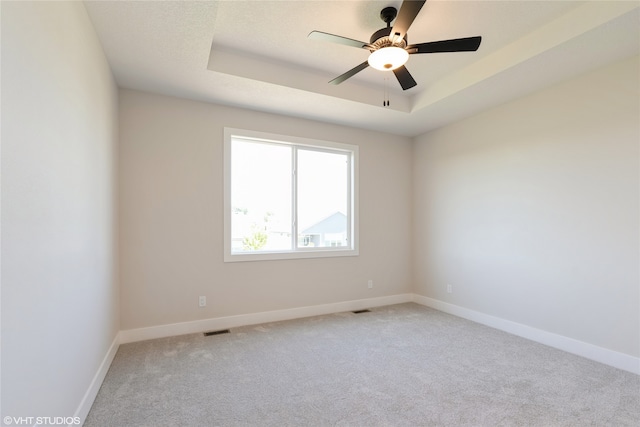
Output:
1,1,119,417
413,56,639,357
118,89,413,330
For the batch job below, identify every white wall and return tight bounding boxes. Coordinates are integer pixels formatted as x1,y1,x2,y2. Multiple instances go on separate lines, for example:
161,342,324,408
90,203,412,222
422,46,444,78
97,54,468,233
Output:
1,1,119,420
118,90,413,331
413,56,639,358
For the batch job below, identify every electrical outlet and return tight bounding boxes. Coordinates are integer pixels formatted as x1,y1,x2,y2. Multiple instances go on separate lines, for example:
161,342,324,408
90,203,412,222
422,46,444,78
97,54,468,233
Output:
199,296,206,307
447,284,452,294
367,280,373,289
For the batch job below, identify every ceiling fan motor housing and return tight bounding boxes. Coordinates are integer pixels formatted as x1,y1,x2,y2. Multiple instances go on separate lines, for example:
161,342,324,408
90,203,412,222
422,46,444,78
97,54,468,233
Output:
369,27,408,51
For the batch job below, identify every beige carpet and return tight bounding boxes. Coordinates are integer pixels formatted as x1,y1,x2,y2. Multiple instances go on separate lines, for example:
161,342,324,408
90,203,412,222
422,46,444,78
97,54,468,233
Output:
86,303,639,426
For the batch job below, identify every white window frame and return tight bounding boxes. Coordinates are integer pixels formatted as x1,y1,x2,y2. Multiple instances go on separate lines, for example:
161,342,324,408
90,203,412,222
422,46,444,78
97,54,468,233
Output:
224,127,359,262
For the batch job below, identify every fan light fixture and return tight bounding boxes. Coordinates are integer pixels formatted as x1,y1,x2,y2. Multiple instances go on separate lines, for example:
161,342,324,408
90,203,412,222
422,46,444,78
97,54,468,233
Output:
308,1,482,90
367,46,409,71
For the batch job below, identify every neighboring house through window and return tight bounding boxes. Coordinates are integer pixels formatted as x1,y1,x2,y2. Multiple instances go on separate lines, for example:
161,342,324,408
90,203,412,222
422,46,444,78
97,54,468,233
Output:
300,211,348,247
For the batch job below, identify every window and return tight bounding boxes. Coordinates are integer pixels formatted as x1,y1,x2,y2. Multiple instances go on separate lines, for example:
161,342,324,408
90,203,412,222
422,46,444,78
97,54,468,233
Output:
224,128,358,262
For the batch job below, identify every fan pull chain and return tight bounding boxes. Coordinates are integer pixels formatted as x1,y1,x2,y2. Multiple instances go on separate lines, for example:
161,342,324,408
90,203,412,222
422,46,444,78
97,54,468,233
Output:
383,76,390,107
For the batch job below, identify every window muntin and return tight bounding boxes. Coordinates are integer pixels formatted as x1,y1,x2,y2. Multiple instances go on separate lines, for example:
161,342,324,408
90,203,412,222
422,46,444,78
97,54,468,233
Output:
224,128,358,262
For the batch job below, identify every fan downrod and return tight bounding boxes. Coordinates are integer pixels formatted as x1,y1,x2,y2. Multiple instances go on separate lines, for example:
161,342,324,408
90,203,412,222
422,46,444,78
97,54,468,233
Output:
370,7,406,46
380,7,397,27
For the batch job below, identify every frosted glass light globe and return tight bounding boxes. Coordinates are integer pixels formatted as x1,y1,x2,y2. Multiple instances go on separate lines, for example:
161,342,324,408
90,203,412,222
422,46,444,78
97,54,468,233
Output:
367,47,409,71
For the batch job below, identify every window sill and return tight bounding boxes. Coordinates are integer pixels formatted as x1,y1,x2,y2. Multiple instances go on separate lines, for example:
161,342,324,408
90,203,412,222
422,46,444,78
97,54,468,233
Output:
224,248,359,263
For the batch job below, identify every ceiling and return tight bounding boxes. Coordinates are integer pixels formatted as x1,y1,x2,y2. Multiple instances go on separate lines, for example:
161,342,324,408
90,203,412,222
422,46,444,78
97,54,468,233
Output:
84,1,639,137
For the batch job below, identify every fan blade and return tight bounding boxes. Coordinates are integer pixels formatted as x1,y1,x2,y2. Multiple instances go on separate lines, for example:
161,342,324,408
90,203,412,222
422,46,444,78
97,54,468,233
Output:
329,61,369,85
308,31,371,49
407,36,482,54
390,0,426,43
393,65,417,90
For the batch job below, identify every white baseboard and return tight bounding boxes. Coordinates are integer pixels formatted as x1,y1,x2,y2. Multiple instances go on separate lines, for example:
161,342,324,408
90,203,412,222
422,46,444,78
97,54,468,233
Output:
73,332,120,425
412,294,640,375
120,293,413,344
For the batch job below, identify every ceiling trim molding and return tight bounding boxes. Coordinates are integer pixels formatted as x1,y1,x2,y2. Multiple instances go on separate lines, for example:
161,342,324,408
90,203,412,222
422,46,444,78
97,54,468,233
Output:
412,1,639,112
207,44,412,113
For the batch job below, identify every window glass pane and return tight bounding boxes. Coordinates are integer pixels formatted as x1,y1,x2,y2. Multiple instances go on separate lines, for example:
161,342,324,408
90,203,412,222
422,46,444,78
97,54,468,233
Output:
231,139,292,252
297,149,348,248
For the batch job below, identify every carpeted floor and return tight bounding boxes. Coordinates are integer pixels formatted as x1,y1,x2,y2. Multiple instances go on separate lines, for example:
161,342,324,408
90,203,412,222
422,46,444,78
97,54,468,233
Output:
85,303,639,426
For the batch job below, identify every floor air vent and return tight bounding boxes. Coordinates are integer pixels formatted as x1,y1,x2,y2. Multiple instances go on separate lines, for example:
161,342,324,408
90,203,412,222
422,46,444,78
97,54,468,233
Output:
352,309,371,314
203,329,230,337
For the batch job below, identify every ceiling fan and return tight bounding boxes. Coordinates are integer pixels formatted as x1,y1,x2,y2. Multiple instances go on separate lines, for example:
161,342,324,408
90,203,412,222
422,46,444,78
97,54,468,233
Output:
308,0,482,90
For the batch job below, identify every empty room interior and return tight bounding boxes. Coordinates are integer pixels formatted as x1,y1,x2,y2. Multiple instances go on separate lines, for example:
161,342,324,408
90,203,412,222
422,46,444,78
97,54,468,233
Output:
2,0,639,425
